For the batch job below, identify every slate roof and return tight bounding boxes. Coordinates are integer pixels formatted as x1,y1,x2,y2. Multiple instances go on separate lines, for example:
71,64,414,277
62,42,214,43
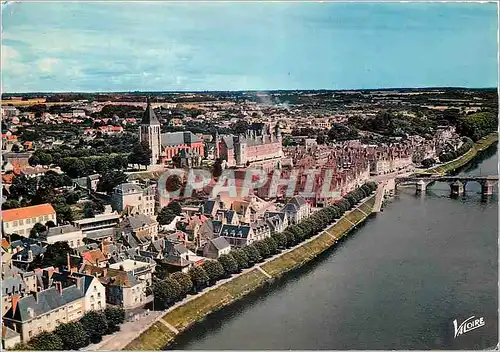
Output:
282,203,298,213
113,183,142,194
46,225,81,237
160,131,201,147
220,224,251,239
122,213,157,230
290,195,307,207
209,237,230,251
2,276,27,295
141,98,160,125
3,285,84,322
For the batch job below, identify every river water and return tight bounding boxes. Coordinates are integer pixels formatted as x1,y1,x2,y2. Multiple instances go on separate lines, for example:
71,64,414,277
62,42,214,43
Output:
168,147,498,350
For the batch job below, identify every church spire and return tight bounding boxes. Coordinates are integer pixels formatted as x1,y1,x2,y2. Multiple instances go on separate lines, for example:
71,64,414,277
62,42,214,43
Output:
141,97,160,125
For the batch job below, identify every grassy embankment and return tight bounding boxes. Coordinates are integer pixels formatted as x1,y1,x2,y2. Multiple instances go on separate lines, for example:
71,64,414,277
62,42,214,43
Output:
125,195,376,350
425,132,498,175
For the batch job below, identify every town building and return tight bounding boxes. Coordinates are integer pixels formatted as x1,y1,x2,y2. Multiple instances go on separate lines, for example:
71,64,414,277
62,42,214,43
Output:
202,237,231,259
111,183,155,217
2,283,85,342
43,225,85,249
2,204,57,236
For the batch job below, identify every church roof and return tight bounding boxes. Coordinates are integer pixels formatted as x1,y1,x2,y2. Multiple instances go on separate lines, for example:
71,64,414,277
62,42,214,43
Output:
141,98,160,126
161,131,201,147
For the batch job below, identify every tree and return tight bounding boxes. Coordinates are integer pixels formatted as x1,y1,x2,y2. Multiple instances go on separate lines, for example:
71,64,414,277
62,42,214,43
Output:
263,236,278,255
166,201,182,215
80,310,108,343
29,223,47,238
231,120,250,134
230,248,249,270
153,277,182,309
283,230,296,248
104,306,126,334
170,272,193,297
157,206,178,225
164,175,182,193
29,331,63,350
217,253,239,277
188,266,210,292
97,170,128,194
2,199,20,210
45,220,56,228
253,240,271,259
243,244,262,265
54,321,89,350
53,201,74,224
8,175,37,201
83,200,105,218
212,158,223,179
11,144,21,152
32,241,72,269
128,142,151,169
271,232,287,249
202,260,225,284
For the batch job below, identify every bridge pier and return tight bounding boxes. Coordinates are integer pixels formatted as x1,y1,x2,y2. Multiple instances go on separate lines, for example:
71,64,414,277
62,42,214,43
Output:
449,181,464,196
480,180,496,196
415,180,433,194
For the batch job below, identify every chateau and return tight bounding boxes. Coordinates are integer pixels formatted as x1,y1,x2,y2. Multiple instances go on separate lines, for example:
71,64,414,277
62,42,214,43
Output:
140,100,283,170
215,123,283,170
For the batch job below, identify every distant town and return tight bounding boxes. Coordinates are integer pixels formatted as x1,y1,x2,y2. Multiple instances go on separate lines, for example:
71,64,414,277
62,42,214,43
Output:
1,88,497,350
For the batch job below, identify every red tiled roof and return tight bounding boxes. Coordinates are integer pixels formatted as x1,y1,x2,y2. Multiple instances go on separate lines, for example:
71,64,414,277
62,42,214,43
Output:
2,203,56,222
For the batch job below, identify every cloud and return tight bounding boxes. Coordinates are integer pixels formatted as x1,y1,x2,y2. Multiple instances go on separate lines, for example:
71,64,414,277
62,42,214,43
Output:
38,58,60,73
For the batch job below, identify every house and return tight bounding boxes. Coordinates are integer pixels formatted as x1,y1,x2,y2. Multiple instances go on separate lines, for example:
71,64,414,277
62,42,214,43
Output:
111,183,155,217
202,237,231,259
2,325,21,349
264,211,288,234
81,265,151,310
282,196,311,224
218,224,257,247
2,204,57,236
87,174,100,191
51,270,107,312
121,213,158,241
43,225,85,249
81,249,109,268
2,283,85,342
109,259,156,286
199,197,224,218
162,242,205,273
2,275,28,314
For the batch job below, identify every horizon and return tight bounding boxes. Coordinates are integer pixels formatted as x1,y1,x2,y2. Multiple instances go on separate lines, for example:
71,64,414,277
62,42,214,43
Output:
2,2,498,93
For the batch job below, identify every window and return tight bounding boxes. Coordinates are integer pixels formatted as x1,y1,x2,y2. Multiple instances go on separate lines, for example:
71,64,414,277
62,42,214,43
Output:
98,301,102,308
70,241,74,247
28,331,33,338
4,222,8,228
91,304,95,310
19,220,24,225
31,217,36,223
19,229,24,235
44,215,49,221
26,218,30,225
97,292,101,298
13,220,18,226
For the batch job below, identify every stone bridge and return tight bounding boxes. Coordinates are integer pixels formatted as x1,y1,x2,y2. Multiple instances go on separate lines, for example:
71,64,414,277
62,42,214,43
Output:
395,175,498,195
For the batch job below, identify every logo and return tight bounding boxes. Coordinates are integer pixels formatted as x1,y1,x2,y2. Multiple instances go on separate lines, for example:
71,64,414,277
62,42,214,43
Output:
453,316,485,338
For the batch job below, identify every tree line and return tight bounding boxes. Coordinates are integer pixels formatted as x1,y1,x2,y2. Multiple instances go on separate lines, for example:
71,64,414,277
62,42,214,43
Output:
12,307,125,350
152,182,377,309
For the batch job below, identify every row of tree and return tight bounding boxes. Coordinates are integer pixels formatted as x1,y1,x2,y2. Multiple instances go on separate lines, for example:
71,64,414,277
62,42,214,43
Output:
152,182,378,309
12,307,125,350
438,137,474,163
456,112,497,142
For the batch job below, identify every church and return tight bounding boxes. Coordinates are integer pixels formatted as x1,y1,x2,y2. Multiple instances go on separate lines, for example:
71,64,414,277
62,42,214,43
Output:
139,98,204,165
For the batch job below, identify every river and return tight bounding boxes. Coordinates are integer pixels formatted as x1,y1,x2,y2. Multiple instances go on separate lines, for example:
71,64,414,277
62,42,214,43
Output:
168,147,498,350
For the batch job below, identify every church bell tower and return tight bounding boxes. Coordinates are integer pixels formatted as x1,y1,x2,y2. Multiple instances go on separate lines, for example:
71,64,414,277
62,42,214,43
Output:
139,97,161,165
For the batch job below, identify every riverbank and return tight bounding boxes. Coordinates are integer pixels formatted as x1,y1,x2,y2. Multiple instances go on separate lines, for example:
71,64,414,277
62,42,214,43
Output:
425,132,498,175
123,195,376,350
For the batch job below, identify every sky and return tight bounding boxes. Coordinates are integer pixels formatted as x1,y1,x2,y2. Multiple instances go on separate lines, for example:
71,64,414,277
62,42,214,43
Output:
1,1,498,93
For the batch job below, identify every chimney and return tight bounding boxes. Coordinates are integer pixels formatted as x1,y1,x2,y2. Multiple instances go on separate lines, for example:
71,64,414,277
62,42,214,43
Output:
11,295,19,313
67,253,71,270
28,250,33,262
103,268,108,277
55,282,63,295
